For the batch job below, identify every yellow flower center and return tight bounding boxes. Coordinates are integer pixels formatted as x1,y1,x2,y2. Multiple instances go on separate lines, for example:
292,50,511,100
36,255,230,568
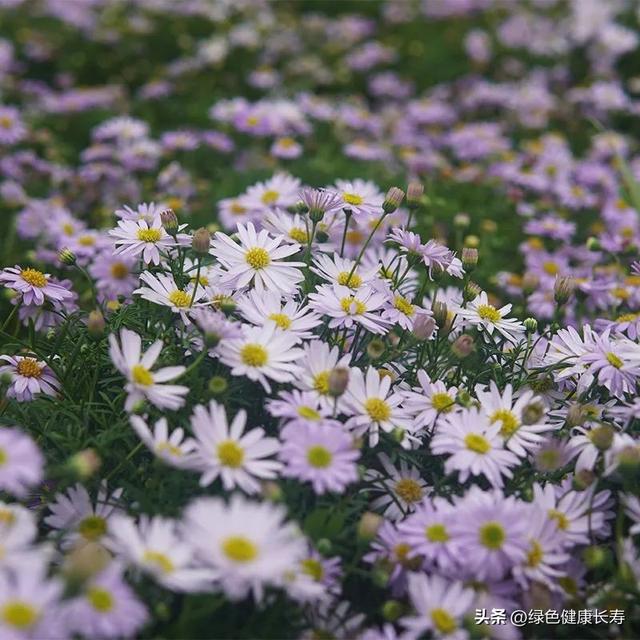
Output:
606,352,623,369
343,192,364,206
346,229,364,245
62,223,75,235
542,261,559,275
337,271,362,288
245,247,271,270
16,358,42,378
464,433,490,454
394,296,414,316
87,588,113,612
78,515,107,540
143,550,175,574
0,449,6,466
526,540,543,567
0,508,15,524
431,608,457,635
20,268,47,288
289,228,308,243
1,601,38,629
268,313,291,330
431,392,454,412
78,235,96,246
110,262,129,279
301,558,324,582
491,409,520,438
364,397,391,422
479,522,505,550
307,445,333,468
156,442,183,457
231,202,247,215
548,509,569,530
616,312,639,323
313,371,330,395
217,440,245,468
240,343,268,367
222,536,258,563
298,406,321,420
131,364,154,386
340,296,366,315
261,190,279,205
0,116,12,129
168,290,191,308
137,228,162,243
425,523,449,543
394,478,423,503
477,304,501,323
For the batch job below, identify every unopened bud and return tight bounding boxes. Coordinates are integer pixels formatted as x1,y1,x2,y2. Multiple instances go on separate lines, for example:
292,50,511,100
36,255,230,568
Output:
67,449,101,479
316,538,332,555
383,187,405,214
451,334,475,359
554,276,575,306
583,545,610,569
58,247,76,266
328,367,349,397
464,234,479,248
218,297,236,314
618,445,640,479
63,541,111,583
461,247,478,271
87,310,105,339
522,400,545,425
381,600,404,622
192,227,211,255
357,511,383,541
524,317,538,334
589,424,615,451
406,182,424,208
412,313,436,340
463,281,481,302
261,480,283,502
432,301,448,328
160,208,178,234
572,469,596,491
566,403,586,427
454,213,470,228
522,272,540,295
367,338,385,360
208,375,228,395
586,236,601,251
481,219,497,234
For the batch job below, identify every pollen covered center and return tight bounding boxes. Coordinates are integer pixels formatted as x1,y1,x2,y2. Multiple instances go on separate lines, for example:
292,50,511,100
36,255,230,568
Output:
137,228,162,243
20,268,47,288
1,601,39,629
245,247,271,270
268,313,292,330
464,433,490,454
16,358,42,378
131,364,154,386
479,521,505,550
342,192,364,206
78,515,107,540
340,296,366,315
240,343,268,367
87,587,114,612
306,445,333,468
477,304,501,323
364,397,391,422
337,271,362,288
143,550,175,574
217,440,245,468
222,536,258,562
394,478,423,503
431,392,454,412
168,290,191,307
491,409,520,438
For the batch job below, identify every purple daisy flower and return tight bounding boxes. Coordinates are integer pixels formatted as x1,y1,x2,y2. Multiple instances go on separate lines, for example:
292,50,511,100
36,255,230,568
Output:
0,265,74,306
0,427,44,497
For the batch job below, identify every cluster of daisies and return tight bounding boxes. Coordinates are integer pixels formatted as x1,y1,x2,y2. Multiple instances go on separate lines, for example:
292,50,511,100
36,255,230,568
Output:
1,172,640,639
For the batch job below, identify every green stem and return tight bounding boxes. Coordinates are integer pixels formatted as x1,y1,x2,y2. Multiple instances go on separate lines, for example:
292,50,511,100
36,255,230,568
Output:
339,210,352,257
189,258,202,307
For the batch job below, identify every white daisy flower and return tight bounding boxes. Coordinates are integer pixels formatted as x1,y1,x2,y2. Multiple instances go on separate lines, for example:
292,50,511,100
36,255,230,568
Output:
109,328,188,411
332,178,384,219
242,172,302,212
44,482,124,549
401,572,475,640
343,367,412,447
183,494,306,601
403,370,460,431
364,453,430,520
189,400,281,492
308,283,391,335
134,270,206,321
237,290,321,341
0,501,45,572
455,291,525,343
107,514,217,592
476,381,553,458
311,254,378,290
129,415,196,468
110,216,179,265
217,323,304,392
211,222,305,294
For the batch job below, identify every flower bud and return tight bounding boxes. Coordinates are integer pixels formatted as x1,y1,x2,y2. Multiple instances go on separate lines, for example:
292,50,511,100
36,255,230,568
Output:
461,247,478,272
208,375,228,395
63,541,111,583
586,236,601,251
67,449,101,479
454,213,470,228
261,480,283,502
463,281,481,302
617,445,640,473
554,276,575,306
565,403,586,428
316,538,332,556
481,219,497,234
160,208,178,234
572,469,596,491
328,367,349,397
218,297,236,315
523,317,538,334
432,301,448,328
522,272,540,295
451,334,475,359
406,182,424,208
589,424,614,451
357,511,383,541
381,600,404,622
464,234,479,248
521,400,545,425
383,187,405,214
87,309,105,339
583,545,611,570
192,227,211,255
412,313,436,340
58,247,76,266
367,338,385,360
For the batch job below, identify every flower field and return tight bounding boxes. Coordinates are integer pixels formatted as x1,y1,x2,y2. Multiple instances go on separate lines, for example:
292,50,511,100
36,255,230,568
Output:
2,0,640,638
